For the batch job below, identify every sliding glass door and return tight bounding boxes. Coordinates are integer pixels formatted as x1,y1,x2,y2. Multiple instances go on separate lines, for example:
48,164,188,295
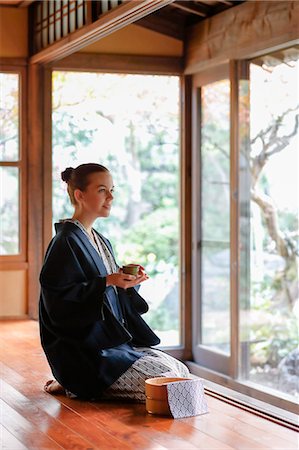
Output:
239,54,299,402
192,65,232,375
192,51,298,408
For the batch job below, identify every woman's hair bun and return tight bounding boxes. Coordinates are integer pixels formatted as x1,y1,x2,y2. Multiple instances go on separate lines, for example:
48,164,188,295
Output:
61,167,74,182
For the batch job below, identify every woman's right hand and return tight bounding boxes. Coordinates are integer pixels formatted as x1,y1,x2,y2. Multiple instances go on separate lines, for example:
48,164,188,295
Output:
106,269,148,290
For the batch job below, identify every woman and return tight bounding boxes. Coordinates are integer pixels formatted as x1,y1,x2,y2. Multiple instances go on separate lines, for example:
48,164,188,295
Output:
39,163,189,401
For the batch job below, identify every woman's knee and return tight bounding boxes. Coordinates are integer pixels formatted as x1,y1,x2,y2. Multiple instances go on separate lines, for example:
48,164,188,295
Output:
176,360,190,377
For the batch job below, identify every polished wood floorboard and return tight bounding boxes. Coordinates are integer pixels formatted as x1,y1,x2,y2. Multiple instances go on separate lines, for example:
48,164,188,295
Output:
0,321,298,450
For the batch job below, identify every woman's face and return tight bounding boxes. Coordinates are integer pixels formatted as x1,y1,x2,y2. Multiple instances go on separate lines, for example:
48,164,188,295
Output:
76,171,114,218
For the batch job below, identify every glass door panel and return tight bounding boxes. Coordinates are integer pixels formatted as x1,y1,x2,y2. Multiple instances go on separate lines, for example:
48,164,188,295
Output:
192,66,231,375
192,54,298,408
201,80,231,354
239,53,299,403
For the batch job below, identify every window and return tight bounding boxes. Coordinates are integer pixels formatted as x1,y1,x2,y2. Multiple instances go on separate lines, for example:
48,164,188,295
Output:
52,71,181,347
200,79,231,355
239,53,299,402
192,66,232,375
0,70,26,259
192,51,298,411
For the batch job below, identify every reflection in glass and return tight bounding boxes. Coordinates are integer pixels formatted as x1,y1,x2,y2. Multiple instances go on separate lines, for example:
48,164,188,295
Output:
239,55,299,402
0,73,19,161
0,167,19,254
201,80,230,354
52,72,180,346
201,242,230,352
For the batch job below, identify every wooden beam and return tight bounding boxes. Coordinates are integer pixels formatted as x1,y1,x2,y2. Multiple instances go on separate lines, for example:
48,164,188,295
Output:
135,14,184,40
217,0,234,5
0,57,28,66
185,1,299,74
172,1,207,18
190,1,213,16
18,0,35,7
0,261,29,270
30,0,175,64
51,52,183,75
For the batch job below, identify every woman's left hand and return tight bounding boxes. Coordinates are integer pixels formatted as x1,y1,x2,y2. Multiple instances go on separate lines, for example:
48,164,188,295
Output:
137,267,149,282
122,267,149,284
106,268,149,289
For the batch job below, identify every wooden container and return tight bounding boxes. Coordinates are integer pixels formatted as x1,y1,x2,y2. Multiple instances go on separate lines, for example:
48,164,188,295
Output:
145,377,192,416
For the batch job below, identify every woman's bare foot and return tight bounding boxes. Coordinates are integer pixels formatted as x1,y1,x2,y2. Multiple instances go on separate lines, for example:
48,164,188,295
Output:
44,379,66,395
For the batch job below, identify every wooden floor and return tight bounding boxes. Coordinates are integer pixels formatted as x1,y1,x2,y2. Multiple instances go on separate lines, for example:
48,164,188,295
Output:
0,321,298,450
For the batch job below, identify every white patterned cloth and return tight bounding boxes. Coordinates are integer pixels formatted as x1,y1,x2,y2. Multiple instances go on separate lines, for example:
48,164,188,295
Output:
92,229,118,274
102,347,190,402
167,378,209,418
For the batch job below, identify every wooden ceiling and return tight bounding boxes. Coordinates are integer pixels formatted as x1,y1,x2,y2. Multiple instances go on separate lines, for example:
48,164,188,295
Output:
253,45,299,69
0,0,244,40
0,0,246,48
136,0,244,40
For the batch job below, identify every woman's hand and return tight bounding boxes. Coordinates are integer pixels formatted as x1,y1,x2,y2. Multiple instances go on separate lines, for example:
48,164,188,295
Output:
106,268,149,289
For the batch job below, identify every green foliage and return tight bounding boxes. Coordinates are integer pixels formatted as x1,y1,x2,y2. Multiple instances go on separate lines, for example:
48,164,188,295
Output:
201,125,230,242
51,73,180,335
146,303,179,332
52,111,95,148
250,313,298,366
120,208,179,276
278,209,299,234
0,167,19,254
141,172,178,210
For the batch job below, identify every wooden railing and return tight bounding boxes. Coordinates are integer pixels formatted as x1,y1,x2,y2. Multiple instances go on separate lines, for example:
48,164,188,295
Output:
30,0,125,55
29,0,174,63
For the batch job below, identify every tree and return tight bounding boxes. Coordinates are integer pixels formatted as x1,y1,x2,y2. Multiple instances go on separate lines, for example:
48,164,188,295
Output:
249,106,299,310
52,72,181,334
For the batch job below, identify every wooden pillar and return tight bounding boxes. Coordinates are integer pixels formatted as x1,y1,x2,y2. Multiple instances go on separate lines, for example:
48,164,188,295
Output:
43,68,53,254
27,63,44,319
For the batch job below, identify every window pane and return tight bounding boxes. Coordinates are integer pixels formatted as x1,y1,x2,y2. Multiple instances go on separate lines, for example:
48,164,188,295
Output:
0,167,19,254
239,54,299,402
201,242,230,353
0,73,19,161
52,72,181,347
201,80,231,353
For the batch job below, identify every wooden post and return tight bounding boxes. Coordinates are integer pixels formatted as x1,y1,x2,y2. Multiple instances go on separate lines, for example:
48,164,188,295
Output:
43,68,53,254
27,63,44,319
